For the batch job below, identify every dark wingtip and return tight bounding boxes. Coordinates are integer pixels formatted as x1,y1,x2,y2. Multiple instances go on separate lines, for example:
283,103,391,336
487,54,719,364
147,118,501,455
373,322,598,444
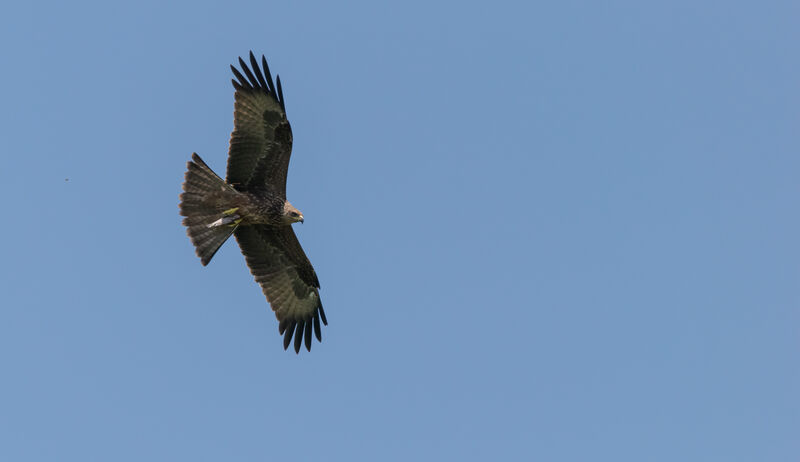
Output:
283,320,296,350
276,74,285,112
304,321,312,352
232,52,284,111
313,312,322,342
261,55,276,94
230,65,250,89
249,51,269,90
238,56,259,88
319,304,328,326
293,321,304,353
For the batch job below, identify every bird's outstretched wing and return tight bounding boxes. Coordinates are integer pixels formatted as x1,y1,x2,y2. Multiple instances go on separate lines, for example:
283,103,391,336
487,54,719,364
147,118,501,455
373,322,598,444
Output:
227,51,293,196
234,225,327,353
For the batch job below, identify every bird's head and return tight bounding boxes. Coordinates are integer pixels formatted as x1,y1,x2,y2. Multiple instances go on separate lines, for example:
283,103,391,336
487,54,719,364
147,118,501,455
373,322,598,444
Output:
282,201,304,224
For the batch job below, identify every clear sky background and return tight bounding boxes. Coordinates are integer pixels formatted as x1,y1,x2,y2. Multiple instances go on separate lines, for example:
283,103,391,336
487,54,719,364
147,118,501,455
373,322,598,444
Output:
1,1,797,460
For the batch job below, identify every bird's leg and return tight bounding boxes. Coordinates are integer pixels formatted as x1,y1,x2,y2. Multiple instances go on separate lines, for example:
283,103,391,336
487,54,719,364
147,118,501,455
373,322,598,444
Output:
207,207,242,228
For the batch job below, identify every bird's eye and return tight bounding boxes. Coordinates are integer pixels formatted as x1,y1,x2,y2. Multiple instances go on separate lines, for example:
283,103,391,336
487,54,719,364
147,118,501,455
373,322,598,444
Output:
290,212,298,217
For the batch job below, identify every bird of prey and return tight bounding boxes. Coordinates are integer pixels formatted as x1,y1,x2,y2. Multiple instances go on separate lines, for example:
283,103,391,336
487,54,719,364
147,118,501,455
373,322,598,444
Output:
179,52,326,353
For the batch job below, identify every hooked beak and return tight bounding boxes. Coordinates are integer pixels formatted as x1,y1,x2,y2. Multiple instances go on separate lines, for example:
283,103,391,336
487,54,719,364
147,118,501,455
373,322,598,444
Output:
299,216,304,224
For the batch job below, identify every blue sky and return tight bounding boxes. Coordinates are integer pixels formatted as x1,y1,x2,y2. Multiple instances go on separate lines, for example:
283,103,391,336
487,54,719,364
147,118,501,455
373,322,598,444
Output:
1,1,797,460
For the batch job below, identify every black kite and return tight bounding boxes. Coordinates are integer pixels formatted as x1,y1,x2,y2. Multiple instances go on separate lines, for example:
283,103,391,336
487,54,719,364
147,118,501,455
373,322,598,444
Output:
179,52,326,353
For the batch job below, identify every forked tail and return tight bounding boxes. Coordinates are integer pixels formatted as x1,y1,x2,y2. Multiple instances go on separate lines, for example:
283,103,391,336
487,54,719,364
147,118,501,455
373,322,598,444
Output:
179,153,240,265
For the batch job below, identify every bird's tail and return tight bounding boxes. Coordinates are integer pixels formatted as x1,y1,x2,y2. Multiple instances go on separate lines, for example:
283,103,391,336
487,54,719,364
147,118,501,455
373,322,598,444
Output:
179,153,240,266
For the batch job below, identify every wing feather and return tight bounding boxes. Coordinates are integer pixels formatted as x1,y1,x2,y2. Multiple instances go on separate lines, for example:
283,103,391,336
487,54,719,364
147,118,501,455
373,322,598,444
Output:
261,55,282,111
303,321,312,352
313,312,322,342
234,225,326,353
283,320,296,350
249,53,269,90
294,321,304,353
238,56,259,88
226,52,292,194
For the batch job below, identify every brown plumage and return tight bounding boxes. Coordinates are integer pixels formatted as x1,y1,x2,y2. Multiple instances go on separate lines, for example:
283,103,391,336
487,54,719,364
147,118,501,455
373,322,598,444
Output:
179,52,326,353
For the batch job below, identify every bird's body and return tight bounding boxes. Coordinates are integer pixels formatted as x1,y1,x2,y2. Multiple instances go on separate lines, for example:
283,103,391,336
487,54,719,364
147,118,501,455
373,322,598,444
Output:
179,52,326,353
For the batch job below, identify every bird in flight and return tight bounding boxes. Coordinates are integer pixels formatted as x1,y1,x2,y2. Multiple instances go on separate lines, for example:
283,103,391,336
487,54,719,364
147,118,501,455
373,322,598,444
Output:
179,52,326,353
